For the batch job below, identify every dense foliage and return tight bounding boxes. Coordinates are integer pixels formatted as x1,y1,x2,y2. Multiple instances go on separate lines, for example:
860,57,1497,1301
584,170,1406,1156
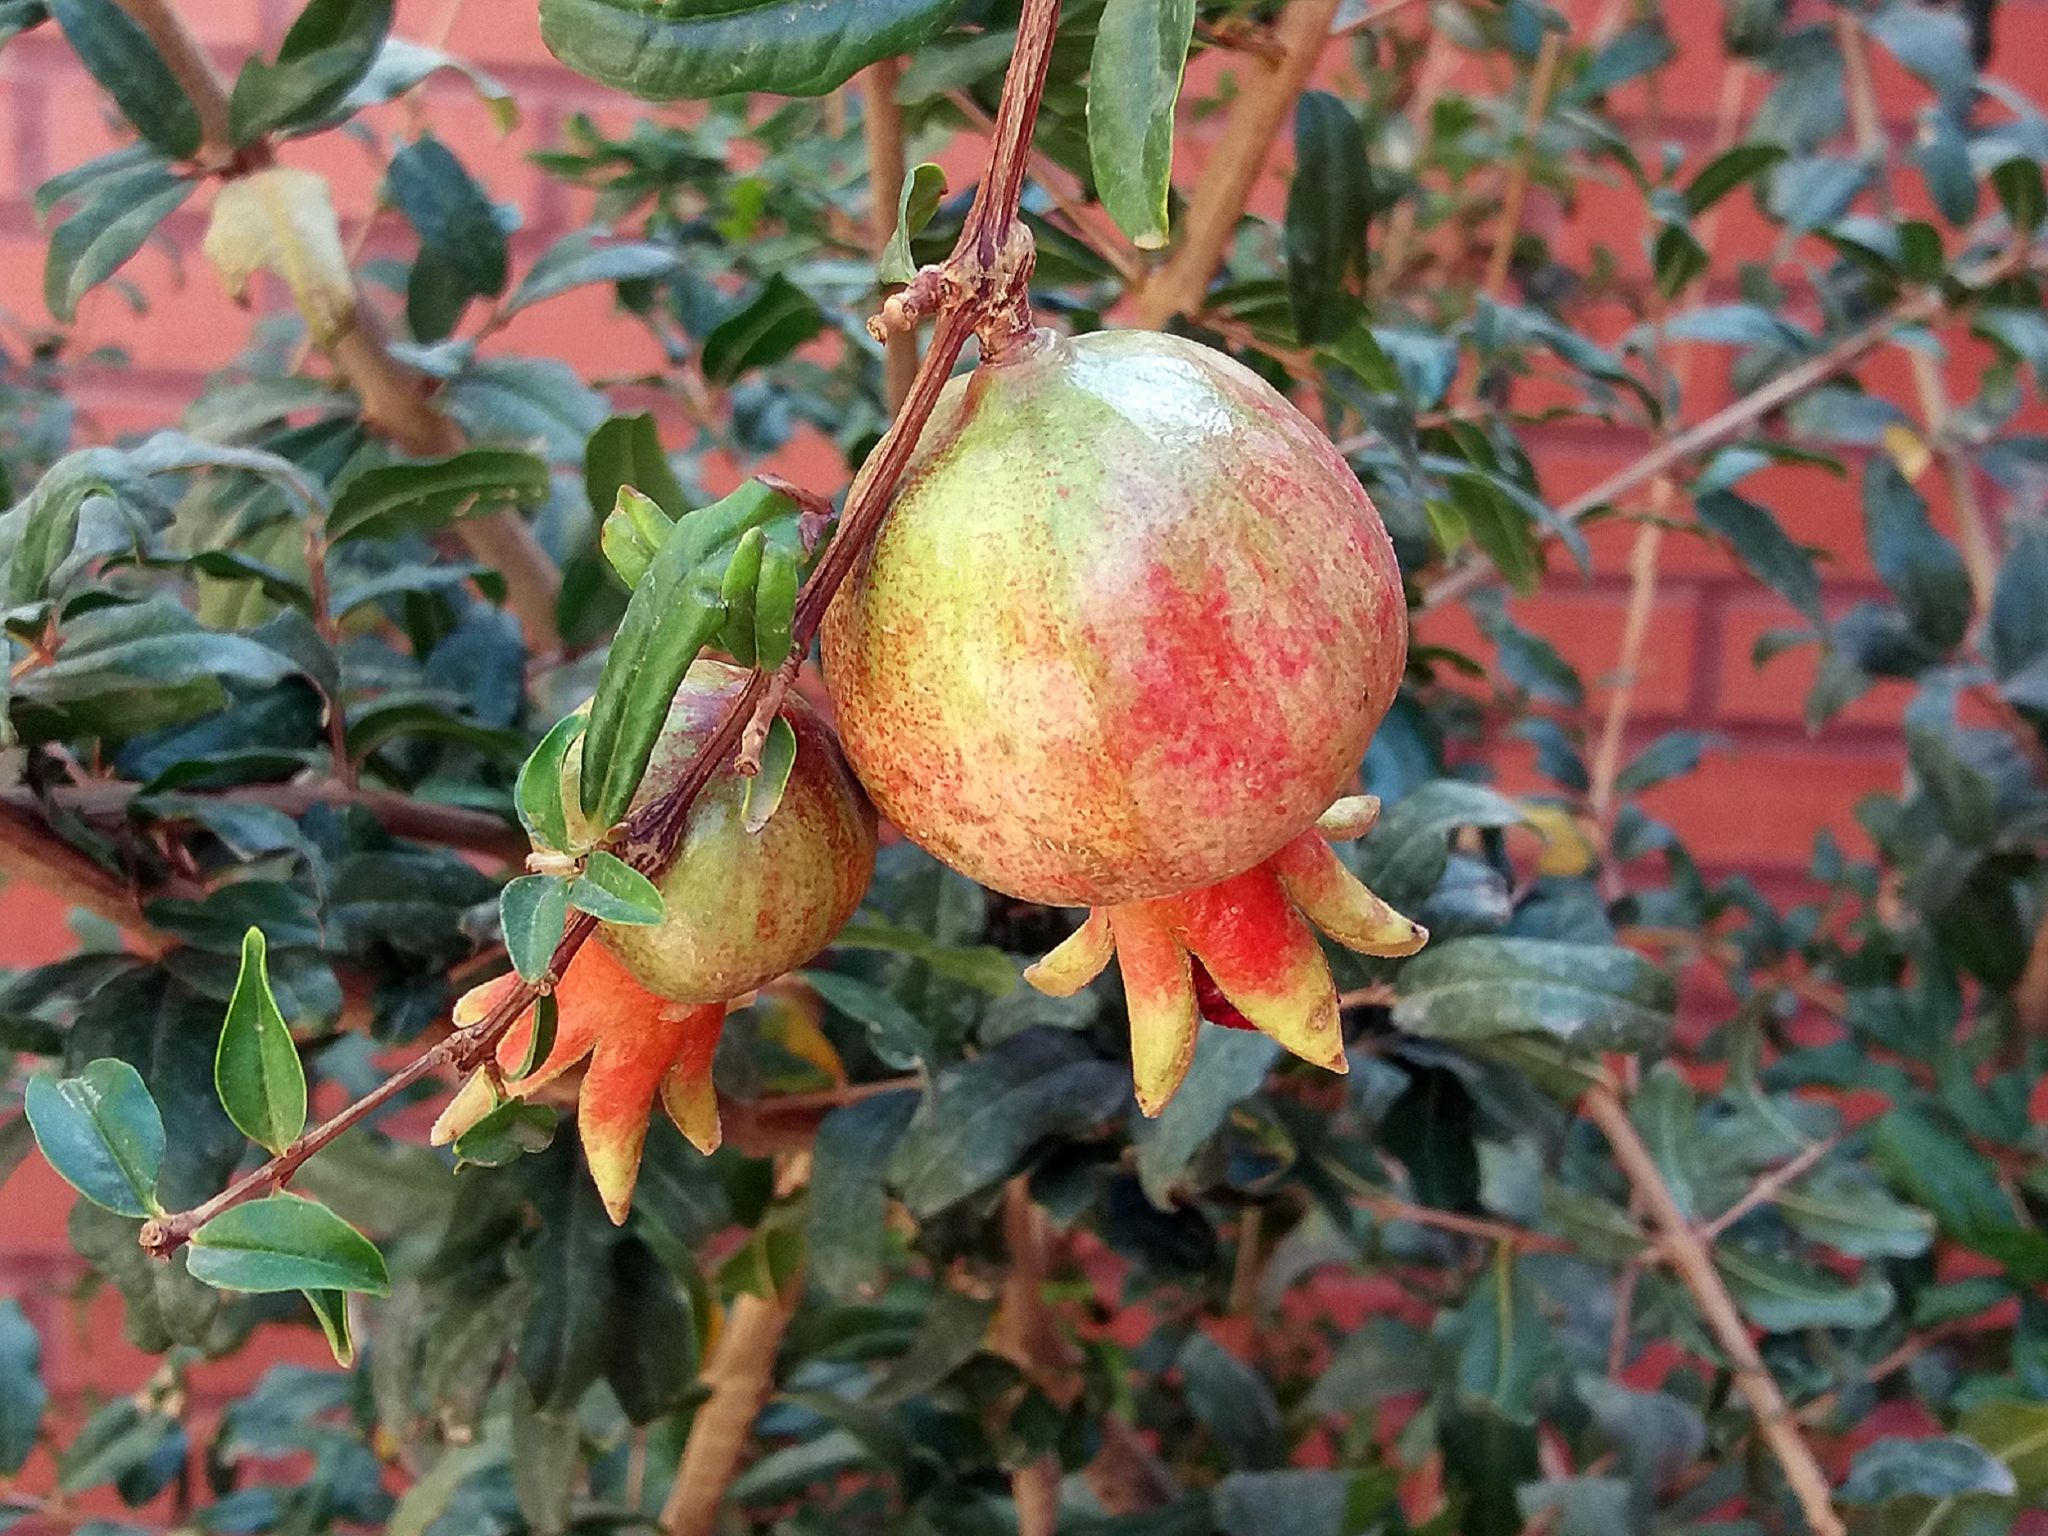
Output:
2,1,2048,1533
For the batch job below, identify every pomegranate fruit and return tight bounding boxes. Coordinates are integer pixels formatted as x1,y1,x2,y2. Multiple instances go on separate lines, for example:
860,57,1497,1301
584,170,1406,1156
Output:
436,660,876,1220
822,329,1424,1113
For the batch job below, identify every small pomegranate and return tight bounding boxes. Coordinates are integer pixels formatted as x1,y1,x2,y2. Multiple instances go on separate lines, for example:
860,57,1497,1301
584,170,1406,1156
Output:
822,329,1424,1113
436,660,876,1220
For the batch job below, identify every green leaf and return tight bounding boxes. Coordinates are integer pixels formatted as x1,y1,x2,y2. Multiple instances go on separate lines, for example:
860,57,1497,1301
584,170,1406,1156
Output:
1959,1401,2048,1503
505,229,680,317
871,1287,997,1403
1716,1245,1893,1331
1917,107,1978,226
889,1031,1127,1217
569,850,665,926
1681,142,1786,215
512,996,559,1081
1215,1469,1397,1536
516,712,589,854
1775,1165,1935,1259
740,716,798,835
603,485,677,591
833,919,1020,995
1651,222,1708,301
501,875,571,982
1864,459,1971,652
539,0,960,99
1355,781,1528,910
1872,1109,2048,1282
1285,91,1370,344
229,0,394,144
1179,1332,1283,1469
1992,155,2047,234
1135,1025,1279,1208
807,1091,918,1301
587,412,688,525
302,1289,354,1365
1448,474,1542,593
327,448,551,544
451,1099,558,1167
51,0,203,158
1614,730,1722,795
718,526,766,666
1087,0,1196,249
41,153,193,322
751,542,798,669
804,969,930,1068
214,928,308,1155
878,161,946,286
580,480,798,826
520,1147,618,1408
187,1193,390,1294
1393,938,1676,1052
700,273,824,385
1840,1437,2016,1505
387,135,508,340
0,1299,47,1475
25,1059,165,1217
1697,489,1825,623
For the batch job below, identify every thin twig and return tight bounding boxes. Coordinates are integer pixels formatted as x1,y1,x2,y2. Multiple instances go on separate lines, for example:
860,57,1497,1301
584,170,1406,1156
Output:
862,58,921,412
6,781,528,862
1477,29,1566,305
658,1156,809,1536
1583,1084,1846,1536
1421,244,2043,611
993,1180,1078,1536
1134,0,1342,328
138,0,1068,1260
113,0,562,653
0,798,166,953
1693,1134,1839,1245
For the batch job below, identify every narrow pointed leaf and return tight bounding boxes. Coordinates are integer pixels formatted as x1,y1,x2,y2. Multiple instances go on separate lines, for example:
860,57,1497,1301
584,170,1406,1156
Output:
1088,0,1196,248
502,875,572,982
214,927,309,1154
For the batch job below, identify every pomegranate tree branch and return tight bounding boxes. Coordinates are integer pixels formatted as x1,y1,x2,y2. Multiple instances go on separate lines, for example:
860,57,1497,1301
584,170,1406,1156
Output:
110,0,562,652
862,58,920,411
1582,1084,1846,1536
0,798,167,953
139,0,1070,1273
5,782,529,863
1421,242,2045,611
1134,0,1341,328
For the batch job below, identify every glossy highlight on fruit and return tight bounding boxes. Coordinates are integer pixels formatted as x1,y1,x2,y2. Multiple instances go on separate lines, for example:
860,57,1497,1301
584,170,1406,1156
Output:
822,329,1425,1112
435,660,877,1220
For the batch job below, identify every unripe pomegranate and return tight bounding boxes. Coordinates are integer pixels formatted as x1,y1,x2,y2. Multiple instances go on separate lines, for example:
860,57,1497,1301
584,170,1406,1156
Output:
437,660,876,1220
822,330,1424,1113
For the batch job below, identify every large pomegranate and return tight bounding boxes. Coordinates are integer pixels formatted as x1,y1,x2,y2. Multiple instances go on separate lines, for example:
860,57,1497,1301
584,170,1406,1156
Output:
823,329,1424,1113
437,660,876,1220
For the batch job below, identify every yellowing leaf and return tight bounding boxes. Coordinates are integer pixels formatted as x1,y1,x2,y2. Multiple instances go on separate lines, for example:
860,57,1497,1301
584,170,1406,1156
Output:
758,978,843,1088
203,167,356,347
1521,801,1597,878
1882,423,1933,483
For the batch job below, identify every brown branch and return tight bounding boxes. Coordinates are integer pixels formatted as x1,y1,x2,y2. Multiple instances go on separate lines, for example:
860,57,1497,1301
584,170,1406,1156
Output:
0,798,167,953
1583,1084,1845,1536
1421,244,2043,611
1133,0,1341,329
109,0,234,167
139,0,1069,1259
993,1181,1082,1536
1586,64,1754,856
6,781,528,862
862,58,921,412
1477,29,1566,305
116,0,562,654
658,1156,808,1536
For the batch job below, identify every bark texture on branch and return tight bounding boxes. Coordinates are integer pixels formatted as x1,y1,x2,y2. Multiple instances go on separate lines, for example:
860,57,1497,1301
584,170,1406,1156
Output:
1583,1084,1845,1536
114,0,562,653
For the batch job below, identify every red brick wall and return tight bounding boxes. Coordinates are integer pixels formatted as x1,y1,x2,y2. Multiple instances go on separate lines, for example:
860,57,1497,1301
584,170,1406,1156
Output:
2,0,2043,1466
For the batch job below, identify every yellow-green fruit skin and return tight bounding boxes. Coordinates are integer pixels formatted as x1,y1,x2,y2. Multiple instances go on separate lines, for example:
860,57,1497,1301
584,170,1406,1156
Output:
821,329,1407,908
561,661,876,1004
